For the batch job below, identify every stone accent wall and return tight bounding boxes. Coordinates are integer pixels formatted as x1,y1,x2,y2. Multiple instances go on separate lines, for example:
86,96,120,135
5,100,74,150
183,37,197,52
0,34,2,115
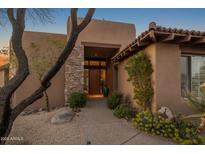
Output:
65,45,84,103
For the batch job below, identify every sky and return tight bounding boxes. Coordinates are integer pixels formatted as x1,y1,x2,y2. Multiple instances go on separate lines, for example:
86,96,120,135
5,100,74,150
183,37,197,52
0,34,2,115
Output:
1,8,205,48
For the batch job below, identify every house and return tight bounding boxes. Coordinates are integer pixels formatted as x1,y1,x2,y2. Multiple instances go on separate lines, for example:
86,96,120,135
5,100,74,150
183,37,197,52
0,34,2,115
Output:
12,18,205,114
12,18,135,111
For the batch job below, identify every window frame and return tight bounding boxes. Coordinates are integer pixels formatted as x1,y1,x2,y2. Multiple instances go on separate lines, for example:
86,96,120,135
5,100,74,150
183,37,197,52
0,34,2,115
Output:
181,54,205,97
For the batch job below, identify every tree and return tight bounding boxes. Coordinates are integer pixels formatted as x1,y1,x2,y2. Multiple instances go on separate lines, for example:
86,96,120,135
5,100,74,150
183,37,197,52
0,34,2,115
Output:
0,8,95,144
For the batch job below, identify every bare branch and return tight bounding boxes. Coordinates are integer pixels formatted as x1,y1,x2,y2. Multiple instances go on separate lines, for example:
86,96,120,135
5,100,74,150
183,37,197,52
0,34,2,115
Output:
71,8,78,29
0,8,29,98
26,9,55,25
0,9,95,141
77,8,95,33
11,83,50,120
12,8,95,118
7,9,16,26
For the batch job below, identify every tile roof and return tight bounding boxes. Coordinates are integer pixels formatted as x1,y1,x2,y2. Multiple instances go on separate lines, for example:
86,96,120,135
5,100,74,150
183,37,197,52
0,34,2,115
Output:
112,22,205,63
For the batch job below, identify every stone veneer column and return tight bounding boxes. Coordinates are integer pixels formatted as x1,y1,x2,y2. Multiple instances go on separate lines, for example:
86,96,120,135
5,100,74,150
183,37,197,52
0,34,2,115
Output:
64,45,84,103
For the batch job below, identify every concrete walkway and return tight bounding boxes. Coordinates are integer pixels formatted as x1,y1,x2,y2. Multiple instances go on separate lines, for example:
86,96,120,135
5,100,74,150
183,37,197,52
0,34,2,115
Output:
76,98,175,145
7,98,176,145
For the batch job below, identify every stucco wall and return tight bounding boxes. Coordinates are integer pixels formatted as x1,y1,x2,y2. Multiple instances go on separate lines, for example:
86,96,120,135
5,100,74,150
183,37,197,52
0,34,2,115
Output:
118,43,197,114
117,58,137,107
12,31,67,111
67,17,136,50
154,43,197,114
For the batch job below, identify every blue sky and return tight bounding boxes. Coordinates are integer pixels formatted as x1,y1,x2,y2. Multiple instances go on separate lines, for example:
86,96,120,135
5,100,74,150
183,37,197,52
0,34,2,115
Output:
1,8,205,48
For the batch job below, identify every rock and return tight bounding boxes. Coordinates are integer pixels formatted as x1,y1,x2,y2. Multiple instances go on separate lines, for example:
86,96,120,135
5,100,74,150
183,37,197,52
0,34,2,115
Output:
51,110,75,124
158,106,174,120
38,108,44,112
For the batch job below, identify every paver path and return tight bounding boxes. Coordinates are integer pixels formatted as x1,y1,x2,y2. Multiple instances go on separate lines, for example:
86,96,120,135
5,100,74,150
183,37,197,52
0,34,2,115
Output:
7,98,176,145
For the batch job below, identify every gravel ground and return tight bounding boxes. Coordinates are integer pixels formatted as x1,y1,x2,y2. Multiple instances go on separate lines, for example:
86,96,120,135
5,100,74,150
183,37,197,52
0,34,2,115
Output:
7,107,83,145
6,98,175,145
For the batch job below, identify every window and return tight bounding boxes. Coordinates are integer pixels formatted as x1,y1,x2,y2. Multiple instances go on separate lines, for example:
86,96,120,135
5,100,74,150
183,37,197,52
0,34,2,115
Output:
100,61,106,66
84,60,89,66
181,56,190,96
84,69,89,93
181,55,205,97
84,60,106,67
89,61,100,66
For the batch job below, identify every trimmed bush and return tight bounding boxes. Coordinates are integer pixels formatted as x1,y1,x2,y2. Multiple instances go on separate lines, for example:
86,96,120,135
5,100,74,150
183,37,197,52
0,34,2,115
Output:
69,92,87,109
113,104,131,119
133,111,205,144
107,92,123,109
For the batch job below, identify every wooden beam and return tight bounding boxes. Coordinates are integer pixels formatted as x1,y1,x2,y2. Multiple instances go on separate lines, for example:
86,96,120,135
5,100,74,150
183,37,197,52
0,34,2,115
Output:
149,31,156,42
193,36,205,44
178,35,192,43
160,33,175,42
128,46,139,52
136,40,151,47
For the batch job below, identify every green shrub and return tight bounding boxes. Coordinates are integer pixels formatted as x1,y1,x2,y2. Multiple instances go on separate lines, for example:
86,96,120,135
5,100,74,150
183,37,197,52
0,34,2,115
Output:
125,51,153,110
133,111,205,144
107,92,123,109
69,92,87,109
113,104,131,119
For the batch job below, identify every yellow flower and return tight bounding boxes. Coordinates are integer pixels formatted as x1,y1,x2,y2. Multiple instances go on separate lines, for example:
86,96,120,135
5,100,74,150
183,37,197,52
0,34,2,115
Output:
199,117,205,130
200,83,205,92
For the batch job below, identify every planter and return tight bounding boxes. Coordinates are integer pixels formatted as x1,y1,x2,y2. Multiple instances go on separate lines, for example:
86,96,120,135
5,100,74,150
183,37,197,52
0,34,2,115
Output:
103,86,109,97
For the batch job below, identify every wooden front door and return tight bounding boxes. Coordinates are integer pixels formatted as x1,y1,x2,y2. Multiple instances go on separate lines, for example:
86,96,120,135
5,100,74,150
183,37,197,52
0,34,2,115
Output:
89,69,100,94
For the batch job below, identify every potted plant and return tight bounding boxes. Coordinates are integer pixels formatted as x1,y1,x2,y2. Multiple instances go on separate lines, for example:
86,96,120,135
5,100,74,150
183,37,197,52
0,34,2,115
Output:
103,84,109,97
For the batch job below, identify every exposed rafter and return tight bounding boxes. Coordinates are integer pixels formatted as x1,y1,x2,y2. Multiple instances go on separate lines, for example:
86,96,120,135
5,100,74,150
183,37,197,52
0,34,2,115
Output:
160,33,175,42
149,31,156,42
193,36,205,44
111,22,205,63
177,35,192,43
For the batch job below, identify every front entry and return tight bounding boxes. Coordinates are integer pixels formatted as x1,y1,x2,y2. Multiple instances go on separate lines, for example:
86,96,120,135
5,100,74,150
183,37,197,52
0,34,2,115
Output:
89,69,100,94
84,59,107,95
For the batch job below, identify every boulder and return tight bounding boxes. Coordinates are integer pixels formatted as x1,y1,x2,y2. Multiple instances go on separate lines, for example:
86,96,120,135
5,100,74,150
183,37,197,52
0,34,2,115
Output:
51,110,75,124
158,106,174,120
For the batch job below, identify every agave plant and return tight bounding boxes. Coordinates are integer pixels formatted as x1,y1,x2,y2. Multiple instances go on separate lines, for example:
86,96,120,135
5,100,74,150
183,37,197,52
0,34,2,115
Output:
185,84,205,130
186,92,205,113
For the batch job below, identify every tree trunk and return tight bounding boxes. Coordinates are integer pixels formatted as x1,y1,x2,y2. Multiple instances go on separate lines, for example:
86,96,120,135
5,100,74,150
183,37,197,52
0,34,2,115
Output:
0,99,12,145
44,90,50,112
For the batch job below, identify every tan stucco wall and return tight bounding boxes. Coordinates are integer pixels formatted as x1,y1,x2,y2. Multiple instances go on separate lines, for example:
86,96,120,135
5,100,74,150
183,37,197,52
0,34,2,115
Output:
117,58,136,107
118,43,198,114
67,17,136,50
12,31,67,111
154,43,198,114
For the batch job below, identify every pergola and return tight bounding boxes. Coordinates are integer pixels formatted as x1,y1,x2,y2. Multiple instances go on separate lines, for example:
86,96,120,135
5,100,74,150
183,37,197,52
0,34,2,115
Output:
111,22,205,63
